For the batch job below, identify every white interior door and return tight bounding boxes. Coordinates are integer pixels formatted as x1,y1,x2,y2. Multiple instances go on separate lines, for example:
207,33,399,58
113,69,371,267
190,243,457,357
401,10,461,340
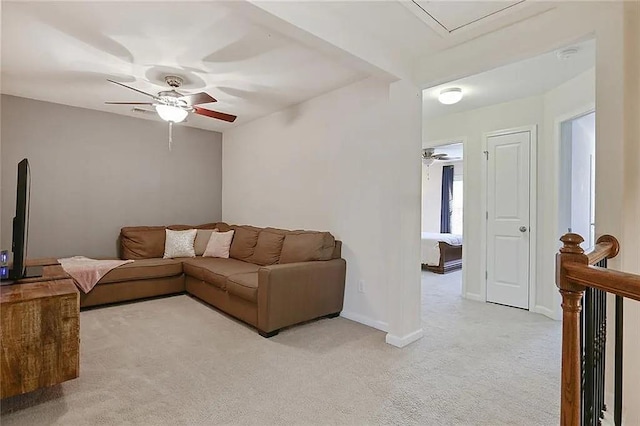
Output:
486,131,531,309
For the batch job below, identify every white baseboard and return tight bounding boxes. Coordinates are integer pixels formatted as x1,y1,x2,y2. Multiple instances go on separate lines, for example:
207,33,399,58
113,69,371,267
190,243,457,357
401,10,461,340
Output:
385,328,424,348
463,292,484,302
531,305,561,320
340,311,388,332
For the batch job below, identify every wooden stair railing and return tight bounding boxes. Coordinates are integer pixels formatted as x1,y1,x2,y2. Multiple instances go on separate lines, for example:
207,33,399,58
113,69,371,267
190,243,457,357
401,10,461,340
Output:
556,233,640,426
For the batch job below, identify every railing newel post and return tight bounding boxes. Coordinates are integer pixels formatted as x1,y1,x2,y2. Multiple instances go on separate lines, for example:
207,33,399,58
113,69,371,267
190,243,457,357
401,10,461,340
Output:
557,233,589,426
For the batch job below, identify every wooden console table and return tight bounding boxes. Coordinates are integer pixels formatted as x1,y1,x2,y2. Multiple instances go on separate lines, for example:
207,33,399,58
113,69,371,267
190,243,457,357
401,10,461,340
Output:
0,259,79,399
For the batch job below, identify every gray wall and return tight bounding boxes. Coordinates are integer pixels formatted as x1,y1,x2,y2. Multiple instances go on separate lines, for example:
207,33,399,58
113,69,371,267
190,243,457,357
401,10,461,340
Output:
1,95,222,259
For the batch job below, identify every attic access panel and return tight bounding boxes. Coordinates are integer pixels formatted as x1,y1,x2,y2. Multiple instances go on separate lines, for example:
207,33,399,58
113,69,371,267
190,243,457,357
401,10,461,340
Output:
410,1,525,33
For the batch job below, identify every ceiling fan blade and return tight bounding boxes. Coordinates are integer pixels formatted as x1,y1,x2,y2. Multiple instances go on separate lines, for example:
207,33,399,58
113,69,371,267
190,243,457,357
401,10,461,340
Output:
105,101,155,105
193,106,237,122
107,79,160,101
180,92,217,106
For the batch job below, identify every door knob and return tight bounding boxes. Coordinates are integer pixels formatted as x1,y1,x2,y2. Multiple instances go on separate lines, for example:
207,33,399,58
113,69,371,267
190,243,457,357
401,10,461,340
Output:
519,226,528,233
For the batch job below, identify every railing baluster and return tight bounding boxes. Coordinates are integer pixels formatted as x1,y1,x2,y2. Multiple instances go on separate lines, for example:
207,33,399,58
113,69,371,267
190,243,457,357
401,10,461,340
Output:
584,287,595,426
614,295,623,426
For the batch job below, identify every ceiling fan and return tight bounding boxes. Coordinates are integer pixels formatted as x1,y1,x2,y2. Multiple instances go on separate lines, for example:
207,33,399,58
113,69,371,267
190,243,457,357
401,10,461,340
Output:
422,148,461,166
105,75,237,123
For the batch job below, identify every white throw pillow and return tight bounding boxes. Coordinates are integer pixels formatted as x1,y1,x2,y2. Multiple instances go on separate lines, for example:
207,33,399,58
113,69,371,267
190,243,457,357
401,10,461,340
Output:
163,229,197,259
203,230,235,258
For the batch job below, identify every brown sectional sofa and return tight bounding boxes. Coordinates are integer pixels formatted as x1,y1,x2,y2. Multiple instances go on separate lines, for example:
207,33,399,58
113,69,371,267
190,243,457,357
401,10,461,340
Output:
80,222,346,337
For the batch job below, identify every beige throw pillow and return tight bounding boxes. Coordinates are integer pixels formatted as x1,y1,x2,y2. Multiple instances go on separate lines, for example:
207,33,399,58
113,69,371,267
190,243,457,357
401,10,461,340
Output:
194,229,218,256
163,229,197,259
203,230,235,258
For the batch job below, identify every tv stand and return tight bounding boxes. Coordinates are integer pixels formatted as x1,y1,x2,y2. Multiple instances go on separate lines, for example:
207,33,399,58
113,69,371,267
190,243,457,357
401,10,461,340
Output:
0,259,79,398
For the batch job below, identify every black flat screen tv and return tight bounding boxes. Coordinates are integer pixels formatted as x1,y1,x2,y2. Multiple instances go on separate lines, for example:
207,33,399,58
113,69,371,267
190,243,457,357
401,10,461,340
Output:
1,158,42,283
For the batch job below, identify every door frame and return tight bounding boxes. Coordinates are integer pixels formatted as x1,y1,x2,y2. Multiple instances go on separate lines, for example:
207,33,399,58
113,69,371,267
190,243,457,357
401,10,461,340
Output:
480,125,537,309
553,103,595,319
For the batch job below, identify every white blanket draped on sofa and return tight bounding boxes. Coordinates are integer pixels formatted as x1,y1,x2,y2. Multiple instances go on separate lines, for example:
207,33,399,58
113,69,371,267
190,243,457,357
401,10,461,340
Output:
421,232,463,266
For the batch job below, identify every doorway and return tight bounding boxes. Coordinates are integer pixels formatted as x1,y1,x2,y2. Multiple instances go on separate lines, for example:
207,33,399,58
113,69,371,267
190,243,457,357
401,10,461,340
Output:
559,111,596,248
483,127,537,310
421,142,464,290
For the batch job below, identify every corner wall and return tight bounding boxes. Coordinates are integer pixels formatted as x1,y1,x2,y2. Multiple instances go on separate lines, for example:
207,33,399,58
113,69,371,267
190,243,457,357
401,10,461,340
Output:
222,77,423,344
620,2,640,423
1,95,223,259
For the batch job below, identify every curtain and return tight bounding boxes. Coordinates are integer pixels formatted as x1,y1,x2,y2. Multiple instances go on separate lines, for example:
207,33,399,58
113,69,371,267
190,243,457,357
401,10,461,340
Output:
440,165,454,233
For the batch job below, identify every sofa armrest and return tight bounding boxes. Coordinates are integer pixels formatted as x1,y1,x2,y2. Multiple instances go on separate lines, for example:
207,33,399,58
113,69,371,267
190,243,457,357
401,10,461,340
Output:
257,258,346,333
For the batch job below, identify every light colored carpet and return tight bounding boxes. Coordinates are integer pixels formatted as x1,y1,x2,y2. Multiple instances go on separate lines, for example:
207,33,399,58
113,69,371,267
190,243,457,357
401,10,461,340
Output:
1,270,561,425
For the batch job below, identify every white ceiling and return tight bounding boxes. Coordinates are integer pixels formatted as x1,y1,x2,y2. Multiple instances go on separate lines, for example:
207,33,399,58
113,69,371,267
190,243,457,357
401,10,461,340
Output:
432,142,463,160
423,38,595,118
0,2,365,132
1,1,590,133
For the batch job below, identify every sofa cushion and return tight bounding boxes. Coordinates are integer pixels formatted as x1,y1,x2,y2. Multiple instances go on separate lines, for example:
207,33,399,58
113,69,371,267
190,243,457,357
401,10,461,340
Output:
214,222,232,232
229,226,261,260
120,226,166,260
279,231,336,264
195,223,220,230
226,273,258,303
98,258,183,284
248,229,286,266
121,223,221,260
182,258,260,290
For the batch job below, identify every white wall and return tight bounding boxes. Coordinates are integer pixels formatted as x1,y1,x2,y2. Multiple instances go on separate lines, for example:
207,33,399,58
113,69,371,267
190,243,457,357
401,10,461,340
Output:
540,68,596,318
421,160,462,233
424,95,544,302
620,3,640,422
1,95,223,259
222,77,423,345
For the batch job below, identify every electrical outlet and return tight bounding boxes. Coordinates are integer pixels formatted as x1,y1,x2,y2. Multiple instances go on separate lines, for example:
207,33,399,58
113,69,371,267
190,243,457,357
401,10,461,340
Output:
358,279,365,293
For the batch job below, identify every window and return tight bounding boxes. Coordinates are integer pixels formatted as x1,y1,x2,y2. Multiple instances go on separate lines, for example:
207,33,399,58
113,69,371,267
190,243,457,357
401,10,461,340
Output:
450,176,463,235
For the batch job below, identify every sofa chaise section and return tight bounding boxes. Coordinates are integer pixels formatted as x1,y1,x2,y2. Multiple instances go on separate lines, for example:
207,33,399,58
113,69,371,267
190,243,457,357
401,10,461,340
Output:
80,258,185,308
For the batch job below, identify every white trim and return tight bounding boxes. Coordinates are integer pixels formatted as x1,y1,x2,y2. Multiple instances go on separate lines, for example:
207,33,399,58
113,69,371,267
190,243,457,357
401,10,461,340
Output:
463,292,484,302
385,328,424,348
423,136,466,149
340,311,389,332
531,305,561,320
553,103,596,320
530,125,538,313
481,125,538,310
480,132,489,302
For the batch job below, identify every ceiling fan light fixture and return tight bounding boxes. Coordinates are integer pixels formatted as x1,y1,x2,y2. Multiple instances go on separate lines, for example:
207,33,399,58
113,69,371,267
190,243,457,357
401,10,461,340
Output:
438,88,463,105
155,104,188,123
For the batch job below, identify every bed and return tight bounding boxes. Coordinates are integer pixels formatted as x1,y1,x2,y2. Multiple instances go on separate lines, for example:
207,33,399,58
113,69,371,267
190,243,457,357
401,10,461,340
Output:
421,232,463,274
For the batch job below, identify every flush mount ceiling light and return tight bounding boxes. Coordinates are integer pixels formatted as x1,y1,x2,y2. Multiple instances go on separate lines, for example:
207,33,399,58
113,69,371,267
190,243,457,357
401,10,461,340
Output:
438,88,463,105
155,104,188,123
557,47,579,60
